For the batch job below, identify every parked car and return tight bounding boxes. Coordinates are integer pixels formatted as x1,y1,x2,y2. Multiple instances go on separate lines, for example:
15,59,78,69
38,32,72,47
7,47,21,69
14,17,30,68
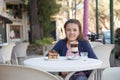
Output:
103,30,111,44
88,30,111,44
88,32,98,41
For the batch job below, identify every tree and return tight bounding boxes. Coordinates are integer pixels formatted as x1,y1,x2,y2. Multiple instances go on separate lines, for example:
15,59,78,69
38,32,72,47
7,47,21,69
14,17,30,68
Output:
37,0,60,37
28,0,60,42
29,0,43,42
89,0,120,32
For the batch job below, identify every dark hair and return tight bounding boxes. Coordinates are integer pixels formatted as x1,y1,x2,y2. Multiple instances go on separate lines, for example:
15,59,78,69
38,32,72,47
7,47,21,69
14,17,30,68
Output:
115,28,120,40
64,19,85,40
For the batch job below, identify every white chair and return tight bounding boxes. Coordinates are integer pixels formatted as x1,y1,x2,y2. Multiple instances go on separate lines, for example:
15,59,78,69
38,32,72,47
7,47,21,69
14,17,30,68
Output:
92,44,114,80
64,70,97,80
0,54,4,63
0,64,62,80
93,44,114,68
102,67,120,80
42,44,54,56
65,44,114,80
89,44,114,80
12,42,29,65
89,41,104,48
0,43,15,64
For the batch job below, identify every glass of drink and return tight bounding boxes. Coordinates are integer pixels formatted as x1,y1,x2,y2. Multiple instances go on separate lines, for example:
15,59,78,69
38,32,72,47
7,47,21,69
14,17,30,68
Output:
80,52,88,60
70,41,78,58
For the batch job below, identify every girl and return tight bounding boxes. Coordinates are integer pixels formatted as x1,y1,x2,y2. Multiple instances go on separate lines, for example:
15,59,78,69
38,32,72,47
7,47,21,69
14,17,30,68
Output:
52,19,97,80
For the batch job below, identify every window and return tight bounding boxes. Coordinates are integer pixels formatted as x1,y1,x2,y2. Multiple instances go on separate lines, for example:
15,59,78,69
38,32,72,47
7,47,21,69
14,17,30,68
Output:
6,4,22,19
10,25,21,39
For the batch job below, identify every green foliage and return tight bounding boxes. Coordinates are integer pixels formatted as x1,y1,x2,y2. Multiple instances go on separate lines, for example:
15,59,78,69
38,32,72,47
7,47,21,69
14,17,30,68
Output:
37,0,61,37
34,37,54,46
23,0,29,5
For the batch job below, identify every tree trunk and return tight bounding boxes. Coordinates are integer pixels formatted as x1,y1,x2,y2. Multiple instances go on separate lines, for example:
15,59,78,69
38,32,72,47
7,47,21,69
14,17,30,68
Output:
29,0,43,42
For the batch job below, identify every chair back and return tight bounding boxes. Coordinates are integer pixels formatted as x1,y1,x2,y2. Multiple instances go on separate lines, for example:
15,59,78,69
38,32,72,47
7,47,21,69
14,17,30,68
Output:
0,55,4,63
88,44,114,80
93,44,114,68
102,67,120,80
89,41,103,48
13,42,29,57
0,43,15,63
0,64,60,80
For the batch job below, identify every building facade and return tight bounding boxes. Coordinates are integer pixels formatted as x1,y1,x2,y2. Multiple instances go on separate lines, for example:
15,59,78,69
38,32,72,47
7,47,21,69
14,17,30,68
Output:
0,0,29,43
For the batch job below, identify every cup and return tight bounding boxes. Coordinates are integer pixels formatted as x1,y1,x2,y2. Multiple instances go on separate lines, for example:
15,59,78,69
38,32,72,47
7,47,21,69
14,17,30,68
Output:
70,41,78,58
80,52,88,60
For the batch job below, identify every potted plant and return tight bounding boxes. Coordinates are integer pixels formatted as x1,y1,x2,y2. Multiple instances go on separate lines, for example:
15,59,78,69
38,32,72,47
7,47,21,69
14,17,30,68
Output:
34,37,55,55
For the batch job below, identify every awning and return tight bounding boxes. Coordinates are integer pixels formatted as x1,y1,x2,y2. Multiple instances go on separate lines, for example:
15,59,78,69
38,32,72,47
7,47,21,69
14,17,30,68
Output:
0,14,12,23
5,0,23,4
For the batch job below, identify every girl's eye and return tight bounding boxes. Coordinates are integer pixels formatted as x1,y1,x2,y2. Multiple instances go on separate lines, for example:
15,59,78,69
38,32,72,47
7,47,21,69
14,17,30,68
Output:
66,28,71,31
73,29,77,32
66,28,78,32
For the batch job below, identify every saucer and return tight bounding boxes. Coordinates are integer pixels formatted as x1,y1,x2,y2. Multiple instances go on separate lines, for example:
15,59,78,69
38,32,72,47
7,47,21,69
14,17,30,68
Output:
66,56,80,60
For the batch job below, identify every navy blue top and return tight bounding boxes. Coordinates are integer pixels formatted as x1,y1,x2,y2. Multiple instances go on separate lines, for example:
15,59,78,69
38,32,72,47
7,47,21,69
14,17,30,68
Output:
52,39,97,59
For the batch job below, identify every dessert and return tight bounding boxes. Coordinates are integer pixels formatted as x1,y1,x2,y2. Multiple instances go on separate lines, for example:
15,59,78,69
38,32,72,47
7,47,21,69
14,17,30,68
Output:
70,41,78,54
48,50,58,59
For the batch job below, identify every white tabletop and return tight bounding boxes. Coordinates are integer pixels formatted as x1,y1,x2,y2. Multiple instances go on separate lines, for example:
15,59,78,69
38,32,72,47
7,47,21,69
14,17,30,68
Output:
23,57,102,72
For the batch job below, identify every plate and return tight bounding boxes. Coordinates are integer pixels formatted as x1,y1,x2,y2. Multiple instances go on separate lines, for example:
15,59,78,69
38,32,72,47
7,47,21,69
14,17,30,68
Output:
44,57,48,60
66,56,80,60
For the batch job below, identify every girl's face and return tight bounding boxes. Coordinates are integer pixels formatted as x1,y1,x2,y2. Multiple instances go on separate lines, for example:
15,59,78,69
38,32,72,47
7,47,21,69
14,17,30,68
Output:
65,23,80,42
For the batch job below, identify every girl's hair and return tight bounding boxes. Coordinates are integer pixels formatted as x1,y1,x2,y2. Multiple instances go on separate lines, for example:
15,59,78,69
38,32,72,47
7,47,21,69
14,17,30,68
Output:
64,19,85,40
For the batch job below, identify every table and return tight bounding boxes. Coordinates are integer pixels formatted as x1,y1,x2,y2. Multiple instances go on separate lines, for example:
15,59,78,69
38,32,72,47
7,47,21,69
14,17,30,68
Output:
23,57,102,72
